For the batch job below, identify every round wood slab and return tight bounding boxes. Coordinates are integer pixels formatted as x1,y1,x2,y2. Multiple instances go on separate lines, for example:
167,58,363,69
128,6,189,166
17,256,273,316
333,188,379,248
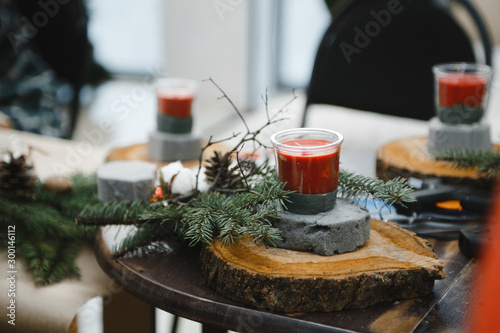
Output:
200,219,446,313
106,142,223,169
376,136,499,188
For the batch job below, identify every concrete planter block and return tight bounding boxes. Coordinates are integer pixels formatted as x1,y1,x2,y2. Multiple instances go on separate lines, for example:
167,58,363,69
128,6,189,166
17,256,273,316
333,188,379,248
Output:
148,131,201,162
427,117,492,154
273,198,371,256
97,161,157,202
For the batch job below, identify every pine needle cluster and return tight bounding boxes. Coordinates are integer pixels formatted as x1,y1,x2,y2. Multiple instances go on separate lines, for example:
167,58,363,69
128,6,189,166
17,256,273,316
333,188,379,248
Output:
77,168,292,258
434,148,500,181
338,169,415,207
0,173,100,285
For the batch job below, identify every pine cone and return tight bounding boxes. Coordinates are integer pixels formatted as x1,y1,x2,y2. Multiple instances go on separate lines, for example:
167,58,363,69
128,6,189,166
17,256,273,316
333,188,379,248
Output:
0,152,36,196
204,151,241,188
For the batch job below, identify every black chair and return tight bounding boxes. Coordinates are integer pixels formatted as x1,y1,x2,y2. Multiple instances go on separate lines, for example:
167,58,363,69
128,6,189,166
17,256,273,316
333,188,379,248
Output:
301,0,493,127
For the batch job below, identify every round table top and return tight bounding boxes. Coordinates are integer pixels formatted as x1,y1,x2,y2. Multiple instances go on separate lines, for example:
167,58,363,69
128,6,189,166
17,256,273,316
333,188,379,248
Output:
94,225,476,333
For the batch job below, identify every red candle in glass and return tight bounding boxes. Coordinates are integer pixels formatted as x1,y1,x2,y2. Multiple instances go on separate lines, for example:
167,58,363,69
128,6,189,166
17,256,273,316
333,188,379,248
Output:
438,75,487,108
157,89,194,118
271,129,343,195
156,78,197,118
433,63,492,124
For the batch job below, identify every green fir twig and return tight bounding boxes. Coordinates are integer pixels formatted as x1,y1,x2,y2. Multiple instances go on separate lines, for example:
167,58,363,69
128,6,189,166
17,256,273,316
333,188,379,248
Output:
434,148,500,180
0,173,100,285
338,169,415,207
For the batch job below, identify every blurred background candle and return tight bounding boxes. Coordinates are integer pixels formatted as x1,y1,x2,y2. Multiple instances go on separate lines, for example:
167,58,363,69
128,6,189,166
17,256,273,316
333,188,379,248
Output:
271,128,343,195
156,77,197,118
433,63,492,124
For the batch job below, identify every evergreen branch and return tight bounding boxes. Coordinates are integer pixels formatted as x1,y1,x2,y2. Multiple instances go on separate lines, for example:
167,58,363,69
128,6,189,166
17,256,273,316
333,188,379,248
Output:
112,203,188,258
34,173,99,218
15,234,81,285
76,200,150,226
182,176,287,248
183,192,221,246
111,221,181,259
42,238,82,285
434,148,500,180
338,169,415,206
0,197,81,239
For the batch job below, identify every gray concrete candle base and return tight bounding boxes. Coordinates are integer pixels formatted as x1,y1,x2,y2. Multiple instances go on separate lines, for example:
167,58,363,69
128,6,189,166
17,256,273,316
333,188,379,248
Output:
97,161,157,202
285,190,337,215
273,198,370,256
148,131,201,162
427,117,492,154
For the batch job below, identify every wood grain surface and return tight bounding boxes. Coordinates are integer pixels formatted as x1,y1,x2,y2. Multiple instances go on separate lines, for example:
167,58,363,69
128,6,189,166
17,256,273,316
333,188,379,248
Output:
200,219,446,313
376,136,499,188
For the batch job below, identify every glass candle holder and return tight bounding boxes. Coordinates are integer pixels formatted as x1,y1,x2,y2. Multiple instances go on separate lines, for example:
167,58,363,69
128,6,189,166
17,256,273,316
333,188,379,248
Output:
270,128,343,214
433,63,492,125
156,77,198,118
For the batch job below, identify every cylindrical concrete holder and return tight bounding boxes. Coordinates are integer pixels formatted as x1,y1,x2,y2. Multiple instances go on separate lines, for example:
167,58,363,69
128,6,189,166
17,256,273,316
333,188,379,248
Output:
157,113,193,134
285,190,337,215
273,198,371,256
148,131,201,162
427,117,492,154
97,161,157,202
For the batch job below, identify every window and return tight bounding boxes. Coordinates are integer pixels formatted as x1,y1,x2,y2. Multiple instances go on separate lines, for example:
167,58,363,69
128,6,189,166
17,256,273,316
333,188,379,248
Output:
276,0,331,89
86,0,164,75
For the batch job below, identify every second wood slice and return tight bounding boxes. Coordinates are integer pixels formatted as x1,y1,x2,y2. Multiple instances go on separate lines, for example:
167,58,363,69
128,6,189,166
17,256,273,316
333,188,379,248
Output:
200,219,446,313
376,136,499,188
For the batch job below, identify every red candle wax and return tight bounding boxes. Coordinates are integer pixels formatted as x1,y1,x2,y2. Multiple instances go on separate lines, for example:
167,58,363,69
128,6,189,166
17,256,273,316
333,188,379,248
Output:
276,139,340,195
438,75,487,108
157,88,194,118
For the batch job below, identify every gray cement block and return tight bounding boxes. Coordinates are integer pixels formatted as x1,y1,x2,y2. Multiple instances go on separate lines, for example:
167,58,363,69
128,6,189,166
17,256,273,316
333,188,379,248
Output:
427,117,492,154
273,198,370,256
97,161,157,202
148,131,202,162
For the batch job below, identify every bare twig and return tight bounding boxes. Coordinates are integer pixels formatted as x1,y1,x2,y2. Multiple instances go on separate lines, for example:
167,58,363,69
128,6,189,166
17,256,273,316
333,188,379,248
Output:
204,77,250,133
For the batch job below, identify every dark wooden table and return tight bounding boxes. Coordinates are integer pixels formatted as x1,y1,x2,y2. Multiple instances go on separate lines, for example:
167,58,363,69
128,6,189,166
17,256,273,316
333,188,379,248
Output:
94,225,477,333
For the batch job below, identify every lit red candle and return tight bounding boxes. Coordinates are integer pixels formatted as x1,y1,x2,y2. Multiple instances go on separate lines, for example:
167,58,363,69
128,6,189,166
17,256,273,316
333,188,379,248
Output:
271,129,343,195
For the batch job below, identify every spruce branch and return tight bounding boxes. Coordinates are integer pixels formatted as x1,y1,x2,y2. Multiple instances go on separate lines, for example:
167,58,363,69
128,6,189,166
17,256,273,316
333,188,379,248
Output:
338,169,415,207
434,148,500,180
76,200,150,226
0,172,99,285
111,223,177,259
111,205,188,258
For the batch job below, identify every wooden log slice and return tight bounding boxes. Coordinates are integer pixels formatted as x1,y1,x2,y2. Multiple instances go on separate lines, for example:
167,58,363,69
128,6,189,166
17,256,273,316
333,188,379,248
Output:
106,142,224,169
200,219,446,313
376,136,499,188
